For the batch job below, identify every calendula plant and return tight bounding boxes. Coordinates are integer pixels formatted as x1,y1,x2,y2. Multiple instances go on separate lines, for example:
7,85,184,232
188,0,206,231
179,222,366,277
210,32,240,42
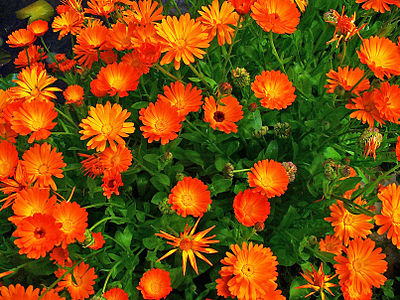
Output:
0,0,400,299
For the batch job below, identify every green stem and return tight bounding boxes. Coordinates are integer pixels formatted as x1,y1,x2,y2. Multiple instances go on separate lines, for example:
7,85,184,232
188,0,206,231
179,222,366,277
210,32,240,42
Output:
155,63,182,82
89,216,124,231
269,31,286,73
332,194,375,217
101,261,122,294
25,47,30,68
55,107,79,130
223,15,243,79
232,168,251,173
40,37,59,69
136,160,157,176
188,64,212,91
84,202,125,209
340,42,347,65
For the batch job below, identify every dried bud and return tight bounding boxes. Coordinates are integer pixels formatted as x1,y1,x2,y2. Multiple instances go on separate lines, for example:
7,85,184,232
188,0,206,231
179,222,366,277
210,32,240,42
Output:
253,126,269,138
81,229,95,248
323,158,337,180
282,162,297,183
218,82,232,96
248,102,258,112
359,128,382,161
323,10,337,23
232,67,250,88
337,164,351,178
223,162,234,179
176,173,185,181
158,198,174,215
254,222,265,232
274,122,290,139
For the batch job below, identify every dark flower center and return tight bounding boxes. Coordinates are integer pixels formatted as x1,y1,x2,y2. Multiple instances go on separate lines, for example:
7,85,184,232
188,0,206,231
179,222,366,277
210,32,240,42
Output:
213,111,225,122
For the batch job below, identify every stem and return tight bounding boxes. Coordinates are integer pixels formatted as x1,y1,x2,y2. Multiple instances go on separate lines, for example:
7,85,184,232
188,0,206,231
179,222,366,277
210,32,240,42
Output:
188,64,212,91
55,107,79,130
269,31,286,73
84,202,125,209
340,42,347,65
232,168,251,173
223,15,242,79
40,37,59,69
89,216,123,231
25,47,30,68
332,194,375,217
155,63,182,82
349,71,370,94
101,261,122,294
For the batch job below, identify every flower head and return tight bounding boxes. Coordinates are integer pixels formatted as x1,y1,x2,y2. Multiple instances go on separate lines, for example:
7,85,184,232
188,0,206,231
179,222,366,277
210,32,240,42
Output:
203,95,243,134
139,101,182,145
79,153,104,178
251,0,300,34
63,85,84,106
0,284,40,299
374,82,400,123
27,20,49,37
229,0,255,15
103,287,129,300
396,136,400,161
99,145,132,173
233,189,271,227
122,0,164,25
102,169,123,199
137,269,172,300
14,45,47,69
156,218,219,276
52,10,83,40
85,0,116,17
89,231,105,250
252,70,296,110
319,234,342,256
6,29,36,47
346,91,385,128
168,177,212,218
356,0,400,13
325,66,370,96
79,101,135,152
247,159,289,198
0,140,18,180
291,0,308,12
360,127,383,160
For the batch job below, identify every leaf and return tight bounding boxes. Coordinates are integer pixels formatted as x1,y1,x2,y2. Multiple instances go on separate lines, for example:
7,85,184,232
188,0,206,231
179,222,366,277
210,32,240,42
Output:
150,174,170,191
252,110,262,130
335,177,362,196
277,206,300,230
265,140,278,160
151,192,167,205
115,227,133,250
143,154,159,165
143,236,163,249
184,150,204,168
211,177,232,194
131,101,149,109
16,0,54,23
214,157,226,171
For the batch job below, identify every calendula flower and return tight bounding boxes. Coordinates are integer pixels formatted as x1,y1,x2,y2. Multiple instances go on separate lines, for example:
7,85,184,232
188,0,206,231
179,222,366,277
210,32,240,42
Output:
9,187,57,225
139,101,182,145
374,82,400,123
375,183,400,248
216,275,232,298
319,234,342,256
341,284,372,300
14,45,47,69
334,238,387,295
108,22,135,51
10,100,57,143
291,0,308,12
324,6,366,48
52,201,88,248
63,85,84,105
39,289,65,300
325,66,370,96
79,101,135,152
158,81,203,119
6,29,36,48
27,20,49,36
252,70,296,110
198,0,239,46
296,263,337,300
89,232,105,250
12,65,61,102
168,177,212,218
156,218,219,276
137,269,172,300
99,145,132,173
360,127,383,160
396,136,400,161
233,189,271,227
229,0,255,15
219,242,279,299
85,0,116,17
356,0,400,13
251,0,300,34
90,62,140,98
52,10,83,40
79,153,104,178
104,287,129,300
55,262,97,300
122,0,164,25
155,13,210,70
324,197,373,246
121,51,150,75
13,213,62,259
102,169,123,199
50,246,72,267
203,95,243,134
247,159,289,198
0,284,40,299
0,140,18,180
345,91,385,127
357,36,400,80
62,0,83,12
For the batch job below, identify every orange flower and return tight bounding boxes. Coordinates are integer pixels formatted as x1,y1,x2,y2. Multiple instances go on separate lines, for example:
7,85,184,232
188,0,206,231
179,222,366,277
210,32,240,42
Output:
39,289,65,300
6,29,36,48
137,269,172,300
397,136,400,161
295,263,337,300
13,213,62,259
375,183,400,248
79,101,135,152
155,14,210,70
90,62,140,97
85,0,116,17
139,101,182,145
104,287,128,300
122,0,164,25
324,198,373,246
291,0,308,12
229,0,255,15
10,100,57,143
73,24,110,68
99,145,132,173
63,85,84,105
79,153,104,178
233,189,271,227
156,218,219,276
0,284,40,299
216,275,233,298
9,187,57,225
121,51,150,75
252,70,296,110
247,159,289,198
203,95,243,134
356,0,400,13
50,246,72,267
357,36,400,80
89,232,105,250
102,169,123,199
251,0,300,34
52,201,88,248
27,20,49,37
108,22,135,51
22,142,66,191
158,81,203,119
341,284,372,300
319,234,342,256
14,45,47,69
219,242,279,299
334,238,387,295
52,10,83,40
374,82,400,123
325,66,370,96
11,65,61,102
55,262,97,300
0,140,18,180
345,91,384,127
198,0,239,46
168,177,212,218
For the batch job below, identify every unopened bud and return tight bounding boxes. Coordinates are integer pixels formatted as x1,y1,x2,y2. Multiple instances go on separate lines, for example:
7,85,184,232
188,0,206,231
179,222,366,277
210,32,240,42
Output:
248,102,257,112
254,222,265,232
307,235,317,246
274,122,290,139
337,164,351,178
253,126,268,138
223,162,234,179
232,67,250,89
176,173,185,181
282,162,297,183
162,151,173,162
158,198,174,215
334,85,345,97
323,158,337,180
81,229,95,248
359,128,382,160
218,82,232,96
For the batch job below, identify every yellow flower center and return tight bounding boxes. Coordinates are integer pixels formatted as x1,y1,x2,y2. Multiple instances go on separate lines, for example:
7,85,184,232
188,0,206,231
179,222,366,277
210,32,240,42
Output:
241,264,255,278
101,124,113,135
62,219,75,233
37,164,49,175
342,211,353,226
31,87,41,98
181,194,193,206
351,259,364,273
175,39,186,50
179,238,193,251
150,282,161,294
393,209,400,226
154,119,168,132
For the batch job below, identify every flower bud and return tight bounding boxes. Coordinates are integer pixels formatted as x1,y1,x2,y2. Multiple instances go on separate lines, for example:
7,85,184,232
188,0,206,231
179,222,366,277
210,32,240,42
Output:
232,67,250,89
323,158,337,180
158,198,174,215
223,162,234,179
254,222,265,232
161,151,173,162
176,173,185,181
307,235,317,246
282,162,297,183
218,82,232,96
359,128,382,161
334,85,345,97
253,126,269,138
81,229,95,248
248,102,257,112
274,122,290,139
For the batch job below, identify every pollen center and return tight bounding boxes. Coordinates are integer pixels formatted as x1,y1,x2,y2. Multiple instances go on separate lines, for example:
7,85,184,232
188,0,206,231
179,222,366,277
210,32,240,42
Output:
101,124,113,135
181,194,193,206
37,164,49,175
150,282,161,294
34,227,46,239
179,238,193,251
213,111,225,122
154,119,168,132
241,264,254,278
342,212,353,226
393,209,400,226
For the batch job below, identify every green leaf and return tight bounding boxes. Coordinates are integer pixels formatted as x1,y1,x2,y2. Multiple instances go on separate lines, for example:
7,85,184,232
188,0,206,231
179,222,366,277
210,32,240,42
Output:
277,206,300,230
115,226,133,250
151,192,167,205
143,236,163,249
131,101,149,109
265,140,278,160
252,110,262,130
150,174,170,190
